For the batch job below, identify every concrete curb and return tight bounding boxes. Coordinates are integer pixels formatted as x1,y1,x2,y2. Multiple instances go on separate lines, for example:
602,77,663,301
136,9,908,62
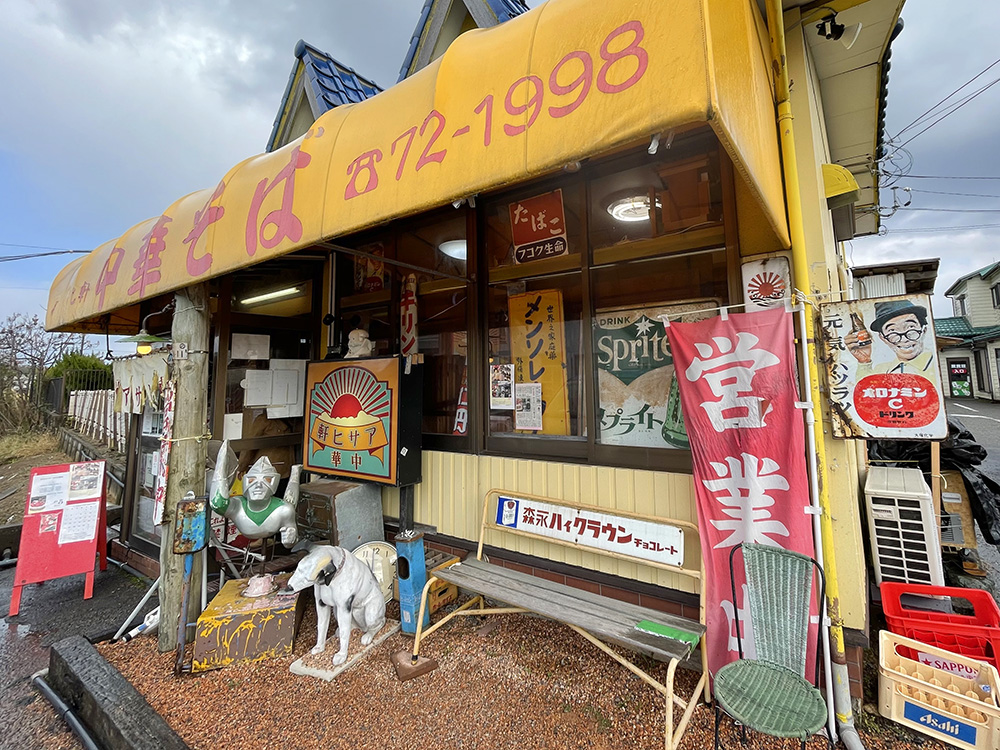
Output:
47,635,189,750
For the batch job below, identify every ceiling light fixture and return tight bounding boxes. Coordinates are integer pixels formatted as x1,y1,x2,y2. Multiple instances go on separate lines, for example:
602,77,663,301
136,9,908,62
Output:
438,239,468,260
606,194,661,223
816,14,862,50
240,286,301,305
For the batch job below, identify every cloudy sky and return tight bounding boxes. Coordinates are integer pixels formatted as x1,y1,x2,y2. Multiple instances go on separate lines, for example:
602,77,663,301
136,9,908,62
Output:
0,0,996,330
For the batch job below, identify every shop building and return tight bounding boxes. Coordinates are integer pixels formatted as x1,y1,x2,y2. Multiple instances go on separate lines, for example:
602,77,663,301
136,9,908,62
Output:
936,262,1000,400
45,0,906,702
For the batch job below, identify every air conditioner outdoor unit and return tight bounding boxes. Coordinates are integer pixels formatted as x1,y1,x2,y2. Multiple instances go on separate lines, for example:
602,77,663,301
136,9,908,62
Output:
864,466,944,587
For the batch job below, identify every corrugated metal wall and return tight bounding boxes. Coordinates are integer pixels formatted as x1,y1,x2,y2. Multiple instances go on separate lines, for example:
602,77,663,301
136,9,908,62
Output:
383,452,700,594
853,272,905,299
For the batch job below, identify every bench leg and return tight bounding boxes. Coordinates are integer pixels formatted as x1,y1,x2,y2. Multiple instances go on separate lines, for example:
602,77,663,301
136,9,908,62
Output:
701,634,711,704
413,585,485,658
411,576,437,658
665,659,678,750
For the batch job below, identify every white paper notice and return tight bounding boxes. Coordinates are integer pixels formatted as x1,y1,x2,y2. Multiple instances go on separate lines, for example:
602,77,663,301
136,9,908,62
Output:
28,472,70,514
232,333,270,360
58,501,100,545
244,370,273,407
222,413,244,441
514,382,543,431
271,370,298,406
268,359,306,418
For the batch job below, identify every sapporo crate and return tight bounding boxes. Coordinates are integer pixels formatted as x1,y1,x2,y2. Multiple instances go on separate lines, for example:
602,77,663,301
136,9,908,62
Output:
392,549,460,613
879,630,1000,749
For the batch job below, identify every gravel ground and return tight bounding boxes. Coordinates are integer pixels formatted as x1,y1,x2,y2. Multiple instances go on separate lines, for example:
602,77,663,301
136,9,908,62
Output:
97,597,944,750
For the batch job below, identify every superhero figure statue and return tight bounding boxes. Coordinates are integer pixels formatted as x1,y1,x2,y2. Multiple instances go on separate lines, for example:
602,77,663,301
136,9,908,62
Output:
209,439,300,548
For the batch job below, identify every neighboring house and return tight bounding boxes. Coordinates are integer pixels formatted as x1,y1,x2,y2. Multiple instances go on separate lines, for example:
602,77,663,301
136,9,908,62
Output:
268,0,530,153
935,263,1000,400
267,41,383,152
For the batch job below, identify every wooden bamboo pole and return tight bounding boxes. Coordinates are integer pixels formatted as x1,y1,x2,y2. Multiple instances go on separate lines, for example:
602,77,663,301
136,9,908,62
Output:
158,284,209,652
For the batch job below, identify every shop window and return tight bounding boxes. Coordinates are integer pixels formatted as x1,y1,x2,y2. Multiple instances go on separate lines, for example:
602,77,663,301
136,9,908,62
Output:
128,405,164,552
419,289,469,435
486,272,586,445
336,214,473,448
975,349,991,394
592,251,728,449
396,211,468,283
232,273,313,318
589,149,723,258
483,182,584,273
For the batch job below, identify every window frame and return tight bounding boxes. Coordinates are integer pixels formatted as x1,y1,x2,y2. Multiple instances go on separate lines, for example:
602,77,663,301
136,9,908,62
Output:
329,130,738,475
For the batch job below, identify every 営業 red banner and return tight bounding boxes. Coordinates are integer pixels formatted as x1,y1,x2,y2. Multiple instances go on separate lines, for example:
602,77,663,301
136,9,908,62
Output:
666,306,815,677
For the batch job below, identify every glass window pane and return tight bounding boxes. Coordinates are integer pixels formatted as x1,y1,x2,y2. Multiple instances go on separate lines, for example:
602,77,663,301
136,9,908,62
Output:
487,272,584,438
485,183,584,270
590,152,722,251
396,212,468,283
419,288,469,435
592,252,728,449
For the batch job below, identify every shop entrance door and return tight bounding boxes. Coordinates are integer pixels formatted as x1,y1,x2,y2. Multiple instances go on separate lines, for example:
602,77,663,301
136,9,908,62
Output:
947,358,972,398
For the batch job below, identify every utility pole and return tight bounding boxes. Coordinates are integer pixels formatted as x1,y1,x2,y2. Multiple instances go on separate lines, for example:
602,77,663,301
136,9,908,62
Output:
158,284,209,651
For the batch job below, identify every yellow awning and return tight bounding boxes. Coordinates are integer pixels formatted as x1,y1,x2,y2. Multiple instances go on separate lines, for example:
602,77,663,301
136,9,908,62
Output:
47,0,787,332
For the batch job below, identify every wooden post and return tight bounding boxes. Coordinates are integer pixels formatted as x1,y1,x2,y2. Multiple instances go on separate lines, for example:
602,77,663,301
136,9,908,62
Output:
158,284,209,652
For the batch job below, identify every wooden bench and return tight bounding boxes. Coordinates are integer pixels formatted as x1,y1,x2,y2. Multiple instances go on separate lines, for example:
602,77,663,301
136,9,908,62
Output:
410,489,709,750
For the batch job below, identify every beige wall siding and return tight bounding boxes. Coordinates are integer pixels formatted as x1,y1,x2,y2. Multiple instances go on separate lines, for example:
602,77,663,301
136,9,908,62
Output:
965,278,1000,329
383,452,701,595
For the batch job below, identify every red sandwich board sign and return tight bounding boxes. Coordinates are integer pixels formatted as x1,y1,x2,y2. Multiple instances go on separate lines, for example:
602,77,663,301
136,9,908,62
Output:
8,461,108,616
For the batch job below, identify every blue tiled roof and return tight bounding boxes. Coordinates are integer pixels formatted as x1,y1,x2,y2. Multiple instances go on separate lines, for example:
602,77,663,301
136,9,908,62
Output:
267,40,382,151
397,0,530,82
485,0,531,21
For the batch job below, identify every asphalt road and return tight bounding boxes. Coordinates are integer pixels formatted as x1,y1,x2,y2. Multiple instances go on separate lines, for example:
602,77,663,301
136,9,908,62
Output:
0,559,158,749
944,398,1000,578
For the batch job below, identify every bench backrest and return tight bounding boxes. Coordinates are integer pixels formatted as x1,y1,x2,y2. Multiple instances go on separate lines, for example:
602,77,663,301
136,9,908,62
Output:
478,489,704,622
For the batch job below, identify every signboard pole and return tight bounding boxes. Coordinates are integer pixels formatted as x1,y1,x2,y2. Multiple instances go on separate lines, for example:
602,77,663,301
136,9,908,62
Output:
931,441,942,507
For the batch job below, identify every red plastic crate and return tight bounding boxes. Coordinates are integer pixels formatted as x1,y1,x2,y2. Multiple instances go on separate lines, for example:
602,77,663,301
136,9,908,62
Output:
881,582,1000,673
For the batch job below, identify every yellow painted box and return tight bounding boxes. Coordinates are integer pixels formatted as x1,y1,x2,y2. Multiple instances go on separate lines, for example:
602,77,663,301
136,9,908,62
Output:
192,573,303,672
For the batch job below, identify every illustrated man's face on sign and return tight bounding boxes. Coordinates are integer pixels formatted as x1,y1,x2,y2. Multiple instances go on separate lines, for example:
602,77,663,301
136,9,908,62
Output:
879,313,925,361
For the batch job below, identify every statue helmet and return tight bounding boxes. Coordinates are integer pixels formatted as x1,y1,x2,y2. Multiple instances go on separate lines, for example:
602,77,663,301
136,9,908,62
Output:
245,455,280,497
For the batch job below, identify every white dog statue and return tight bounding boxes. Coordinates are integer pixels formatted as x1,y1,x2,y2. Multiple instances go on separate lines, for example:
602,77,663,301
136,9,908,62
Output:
284,545,386,666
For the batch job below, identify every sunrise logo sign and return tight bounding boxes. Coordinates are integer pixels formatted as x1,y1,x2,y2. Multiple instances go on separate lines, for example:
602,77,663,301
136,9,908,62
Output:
304,359,398,484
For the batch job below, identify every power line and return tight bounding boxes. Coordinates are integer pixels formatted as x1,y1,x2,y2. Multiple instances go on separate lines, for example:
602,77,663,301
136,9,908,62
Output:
883,223,1000,234
904,175,1000,180
0,242,88,253
893,57,1000,139
897,207,1000,213
908,188,1000,199
0,250,91,263
892,75,1000,152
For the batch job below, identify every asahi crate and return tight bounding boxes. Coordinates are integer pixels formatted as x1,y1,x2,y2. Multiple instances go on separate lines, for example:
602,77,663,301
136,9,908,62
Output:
393,549,460,613
879,630,1000,749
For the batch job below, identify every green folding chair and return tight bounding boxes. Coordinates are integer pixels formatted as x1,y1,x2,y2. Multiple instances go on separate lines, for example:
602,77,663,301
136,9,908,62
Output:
713,543,830,750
